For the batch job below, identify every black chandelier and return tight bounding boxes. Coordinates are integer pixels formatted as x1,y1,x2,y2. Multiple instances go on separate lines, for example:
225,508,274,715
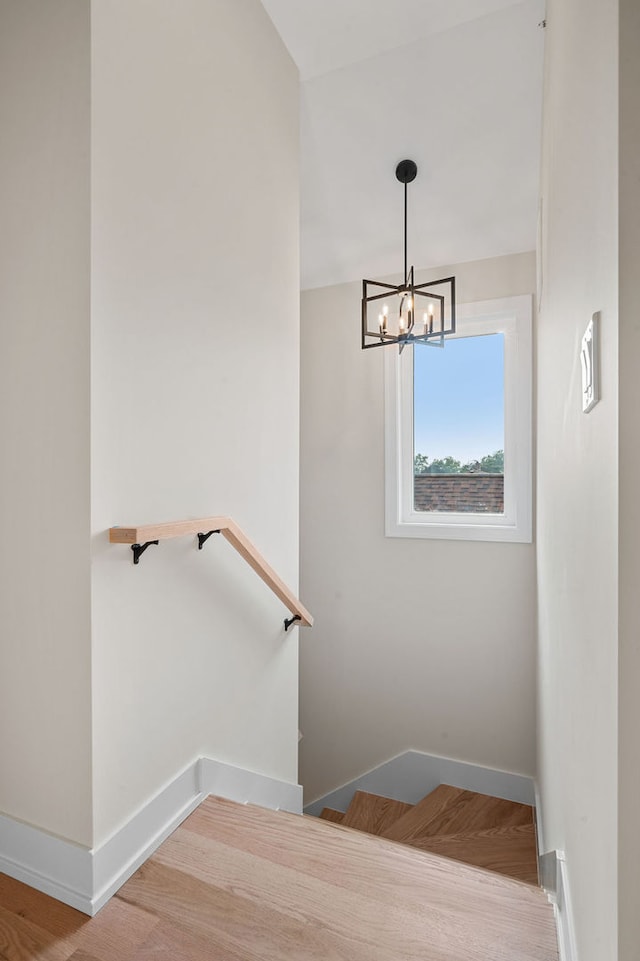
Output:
361,159,456,351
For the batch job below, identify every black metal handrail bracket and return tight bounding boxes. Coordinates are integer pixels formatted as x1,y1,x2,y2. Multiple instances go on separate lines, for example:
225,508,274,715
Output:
131,541,159,565
197,530,220,550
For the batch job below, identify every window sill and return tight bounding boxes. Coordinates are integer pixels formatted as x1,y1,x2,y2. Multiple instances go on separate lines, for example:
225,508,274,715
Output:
385,514,532,543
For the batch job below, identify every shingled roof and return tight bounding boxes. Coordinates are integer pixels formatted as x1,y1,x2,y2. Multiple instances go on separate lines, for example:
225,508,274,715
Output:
414,473,504,514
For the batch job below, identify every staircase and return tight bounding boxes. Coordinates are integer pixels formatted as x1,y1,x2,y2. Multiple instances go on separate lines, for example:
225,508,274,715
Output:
0,791,558,960
128,792,555,961
318,784,539,885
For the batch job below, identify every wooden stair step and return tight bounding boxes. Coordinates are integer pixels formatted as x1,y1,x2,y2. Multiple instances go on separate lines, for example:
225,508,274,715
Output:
381,784,466,842
383,785,533,844
341,791,414,835
319,808,345,824
406,823,539,885
0,796,558,961
173,796,558,961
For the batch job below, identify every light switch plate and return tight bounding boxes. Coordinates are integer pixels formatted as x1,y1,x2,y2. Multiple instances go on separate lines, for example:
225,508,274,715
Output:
581,312,599,412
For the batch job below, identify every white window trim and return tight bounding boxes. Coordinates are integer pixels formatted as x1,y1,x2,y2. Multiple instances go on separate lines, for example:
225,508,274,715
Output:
384,294,532,543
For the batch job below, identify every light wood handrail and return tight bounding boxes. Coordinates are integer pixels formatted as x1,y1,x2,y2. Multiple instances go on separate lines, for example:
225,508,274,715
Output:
109,517,313,628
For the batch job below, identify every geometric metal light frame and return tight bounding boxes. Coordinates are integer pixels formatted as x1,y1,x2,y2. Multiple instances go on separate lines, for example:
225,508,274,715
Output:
361,159,456,351
361,271,456,350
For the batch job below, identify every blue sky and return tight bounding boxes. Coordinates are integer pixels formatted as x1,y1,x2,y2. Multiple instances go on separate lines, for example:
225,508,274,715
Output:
413,333,504,463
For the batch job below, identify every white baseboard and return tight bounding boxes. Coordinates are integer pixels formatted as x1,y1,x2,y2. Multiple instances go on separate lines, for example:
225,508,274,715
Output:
534,848,576,961
198,757,302,814
534,781,545,854
91,760,205,914
534,785,576,961
0,811,93,913
0,756,301,916
304,749,535,816
553,853,578,961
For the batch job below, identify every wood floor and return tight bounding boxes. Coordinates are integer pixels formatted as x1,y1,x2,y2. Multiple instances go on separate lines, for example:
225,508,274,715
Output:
321,785,539,885
0,795,558,961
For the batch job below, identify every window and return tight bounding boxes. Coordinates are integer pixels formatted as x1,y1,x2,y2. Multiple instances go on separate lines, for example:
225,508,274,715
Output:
384,295,532,542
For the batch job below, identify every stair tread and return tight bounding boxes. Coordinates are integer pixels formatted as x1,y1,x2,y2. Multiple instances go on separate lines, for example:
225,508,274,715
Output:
401,822,539,885
383,784,533,843
319,808,345,824
341,791,413,835
381,784,463,841
178,796,557,961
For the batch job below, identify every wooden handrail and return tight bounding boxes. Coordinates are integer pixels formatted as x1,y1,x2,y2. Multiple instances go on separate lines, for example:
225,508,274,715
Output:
109,516,313,628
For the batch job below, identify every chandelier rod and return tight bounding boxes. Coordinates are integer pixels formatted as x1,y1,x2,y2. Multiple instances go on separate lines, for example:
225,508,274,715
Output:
395,159,417,282
404,179,408,282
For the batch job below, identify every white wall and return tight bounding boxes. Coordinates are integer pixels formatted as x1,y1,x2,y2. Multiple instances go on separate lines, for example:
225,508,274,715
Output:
536,2,618,958
618,1,640,956
90,0,300,845
300,252,536,803
0,0,93,846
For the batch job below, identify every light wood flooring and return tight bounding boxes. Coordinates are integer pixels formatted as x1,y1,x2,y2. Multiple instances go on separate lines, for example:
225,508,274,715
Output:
0,794,558,961
321,784,539,885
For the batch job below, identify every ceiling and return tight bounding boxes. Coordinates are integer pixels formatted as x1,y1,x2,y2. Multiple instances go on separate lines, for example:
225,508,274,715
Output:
261,0,545,290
